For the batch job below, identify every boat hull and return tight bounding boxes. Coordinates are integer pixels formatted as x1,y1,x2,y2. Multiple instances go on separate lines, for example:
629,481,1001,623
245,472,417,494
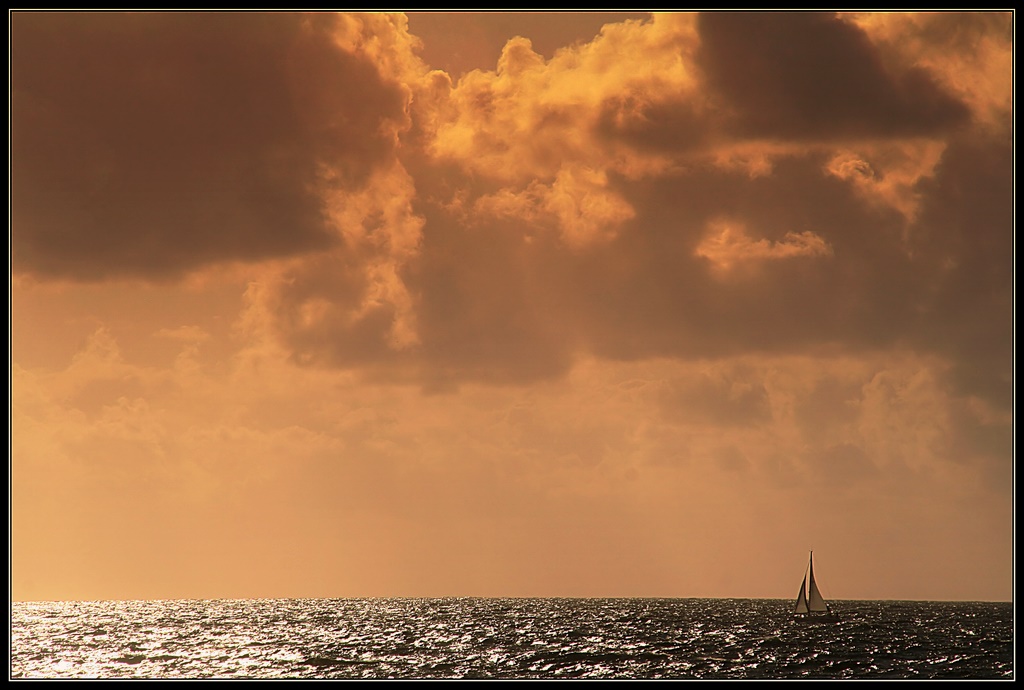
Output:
793,612,839,623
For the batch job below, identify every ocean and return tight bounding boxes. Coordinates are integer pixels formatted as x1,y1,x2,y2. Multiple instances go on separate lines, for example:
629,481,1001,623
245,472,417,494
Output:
10,598,1014,679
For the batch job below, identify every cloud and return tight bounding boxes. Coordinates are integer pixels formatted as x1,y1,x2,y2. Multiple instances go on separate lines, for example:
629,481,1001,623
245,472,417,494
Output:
406,11,653,79
423,14,702,186
155,325,210,343
10,11,1012,413
845,11,1012,134
823,140,948,225
695,11,971,140
16,328,1008,499
695,218,833,271
11,12,413,281
12,330,1011,598
653,364,772,427
475,165,636,248
902,133,1014,410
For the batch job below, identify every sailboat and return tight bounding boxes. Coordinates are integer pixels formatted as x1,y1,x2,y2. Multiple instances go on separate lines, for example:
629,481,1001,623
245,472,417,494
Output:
794,550,834,618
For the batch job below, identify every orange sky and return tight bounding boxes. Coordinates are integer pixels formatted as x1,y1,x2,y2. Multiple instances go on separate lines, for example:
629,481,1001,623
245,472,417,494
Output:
10,11,1013,603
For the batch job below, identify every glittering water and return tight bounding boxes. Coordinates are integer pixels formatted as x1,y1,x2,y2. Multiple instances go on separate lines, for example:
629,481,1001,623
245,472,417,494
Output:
11,598,1013,679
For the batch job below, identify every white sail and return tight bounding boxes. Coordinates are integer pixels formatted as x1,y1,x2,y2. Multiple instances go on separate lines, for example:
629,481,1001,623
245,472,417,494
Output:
795,551,831,616
794,574,809,614
808,573,828,612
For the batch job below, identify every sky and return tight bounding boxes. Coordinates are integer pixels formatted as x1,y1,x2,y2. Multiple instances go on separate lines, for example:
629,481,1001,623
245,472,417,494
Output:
9,11,1014,603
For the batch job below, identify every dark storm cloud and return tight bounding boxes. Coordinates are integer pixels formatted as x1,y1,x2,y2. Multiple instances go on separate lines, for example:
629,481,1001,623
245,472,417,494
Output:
554,155,920,362
901,11,1012,57
906,132,1014,410
410,205,577,388
270,193,576,388
11,12,407,281
273,139,1010,407
595,94,709,154
695,11,971,140
213,12,1008,412
269,154,877,386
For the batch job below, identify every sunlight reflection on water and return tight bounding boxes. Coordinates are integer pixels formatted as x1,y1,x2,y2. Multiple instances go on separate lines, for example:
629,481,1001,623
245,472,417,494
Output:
12,598,1013,679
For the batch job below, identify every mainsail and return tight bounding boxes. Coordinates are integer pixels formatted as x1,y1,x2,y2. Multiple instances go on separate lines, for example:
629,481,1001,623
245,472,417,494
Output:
807,554,829,613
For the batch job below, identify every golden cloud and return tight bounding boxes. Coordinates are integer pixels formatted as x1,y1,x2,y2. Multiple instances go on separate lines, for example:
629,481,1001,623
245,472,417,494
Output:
695,219,834,272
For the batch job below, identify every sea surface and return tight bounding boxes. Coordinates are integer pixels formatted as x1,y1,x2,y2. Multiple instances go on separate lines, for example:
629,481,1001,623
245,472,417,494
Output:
11,598,1014,679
